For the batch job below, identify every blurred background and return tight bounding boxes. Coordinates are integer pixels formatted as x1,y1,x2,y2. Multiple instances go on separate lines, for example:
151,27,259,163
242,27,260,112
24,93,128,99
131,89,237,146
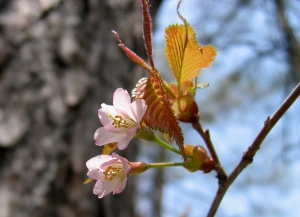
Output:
0,0,299,217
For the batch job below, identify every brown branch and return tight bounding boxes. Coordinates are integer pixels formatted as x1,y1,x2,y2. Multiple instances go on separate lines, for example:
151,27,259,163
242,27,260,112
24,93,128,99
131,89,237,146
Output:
207,82,300,217
192,122,227,184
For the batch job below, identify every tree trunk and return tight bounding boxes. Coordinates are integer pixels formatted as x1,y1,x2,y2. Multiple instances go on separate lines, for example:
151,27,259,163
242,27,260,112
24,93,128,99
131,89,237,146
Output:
0,0,161,216
275,0,300,82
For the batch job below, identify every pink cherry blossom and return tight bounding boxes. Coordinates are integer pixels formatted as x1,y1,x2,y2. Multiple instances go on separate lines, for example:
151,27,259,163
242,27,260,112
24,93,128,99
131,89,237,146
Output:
94,88,147,150
86,152,131,198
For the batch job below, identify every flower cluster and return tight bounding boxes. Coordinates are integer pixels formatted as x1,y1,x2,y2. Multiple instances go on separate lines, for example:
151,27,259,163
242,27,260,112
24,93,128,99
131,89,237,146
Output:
85,0,216,199
85,88,214,199
86,88,147,197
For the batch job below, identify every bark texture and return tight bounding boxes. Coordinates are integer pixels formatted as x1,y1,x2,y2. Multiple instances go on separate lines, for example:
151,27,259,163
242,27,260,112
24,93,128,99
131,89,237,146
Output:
0,0,161,216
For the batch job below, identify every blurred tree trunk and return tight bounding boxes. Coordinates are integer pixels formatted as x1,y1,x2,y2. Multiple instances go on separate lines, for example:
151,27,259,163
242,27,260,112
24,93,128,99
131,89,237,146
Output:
274,0,300,82
0,0,161,217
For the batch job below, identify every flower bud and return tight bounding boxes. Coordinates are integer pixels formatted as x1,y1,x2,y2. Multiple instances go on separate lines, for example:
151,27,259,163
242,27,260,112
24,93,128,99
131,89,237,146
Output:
184,145,215,173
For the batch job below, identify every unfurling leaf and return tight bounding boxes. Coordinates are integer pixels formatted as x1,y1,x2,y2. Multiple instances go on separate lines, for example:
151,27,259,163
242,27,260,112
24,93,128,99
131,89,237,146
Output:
165,24,217,84
132,77,186,160
112,31,152,71
141,0,155,68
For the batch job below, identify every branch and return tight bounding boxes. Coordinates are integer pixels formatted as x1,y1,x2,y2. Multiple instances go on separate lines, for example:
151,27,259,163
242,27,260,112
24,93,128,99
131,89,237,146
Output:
192,122,227,184
207,82,300,217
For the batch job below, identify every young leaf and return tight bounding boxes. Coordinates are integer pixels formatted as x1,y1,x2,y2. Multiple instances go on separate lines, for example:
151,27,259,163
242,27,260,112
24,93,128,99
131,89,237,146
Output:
112,31,152,71
165,24,217,83
141,0,154,68
132,76,186,160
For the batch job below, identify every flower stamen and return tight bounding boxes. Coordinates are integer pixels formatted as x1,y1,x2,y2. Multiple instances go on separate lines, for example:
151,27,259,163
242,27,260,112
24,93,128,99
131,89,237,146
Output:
110,115,136,129
103,165,124,180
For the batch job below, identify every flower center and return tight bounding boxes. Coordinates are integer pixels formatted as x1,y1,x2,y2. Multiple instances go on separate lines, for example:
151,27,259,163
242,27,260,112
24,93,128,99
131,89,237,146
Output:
110,115,135,129
103,165,124,181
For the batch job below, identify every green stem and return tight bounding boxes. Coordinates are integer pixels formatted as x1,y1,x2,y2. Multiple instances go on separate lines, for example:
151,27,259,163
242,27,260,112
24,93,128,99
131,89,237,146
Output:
152,135,182,156
147,162,185,169
162,81,177,99
135,126,192,158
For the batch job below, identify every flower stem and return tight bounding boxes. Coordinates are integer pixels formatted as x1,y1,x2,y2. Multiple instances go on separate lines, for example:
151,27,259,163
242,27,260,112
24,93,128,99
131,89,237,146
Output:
152,135,182,156
147,162,185,169
135,126,192,158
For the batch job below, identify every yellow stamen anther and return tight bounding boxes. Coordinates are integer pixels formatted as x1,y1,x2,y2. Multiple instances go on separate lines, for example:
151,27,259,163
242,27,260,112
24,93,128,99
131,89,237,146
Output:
103,165,124,181
109,115,136,129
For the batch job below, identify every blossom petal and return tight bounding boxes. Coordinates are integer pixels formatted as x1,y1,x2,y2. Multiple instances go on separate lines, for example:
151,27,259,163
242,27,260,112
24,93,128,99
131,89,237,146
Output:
98,105,119,132
93,178,121,198
118,127,137,150
100,157,119,169
131,99,147,123
113,177,127,194
86,155,113,170
111,152,121,159
94,127,127,146
113,88,135,120
117,127,136,150
116,153,131,175
86,155,114,180
117,139,127,150
87,169,104,180
126,127,138,148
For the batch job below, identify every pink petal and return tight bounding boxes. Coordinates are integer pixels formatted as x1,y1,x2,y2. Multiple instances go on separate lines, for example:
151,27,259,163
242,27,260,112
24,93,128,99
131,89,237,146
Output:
93,178,121,198
113,177,127,194
98,106,119,132
111,152,121,159
99,104,117,118
87,169,104,180
108,153,129,173
131,99,147,122
94,127,127,146
127,127,138,145
117,139,128,150
113,88,135,120
86,155,113,170
116,126,137,150
100,157,119,169
118,155,131,175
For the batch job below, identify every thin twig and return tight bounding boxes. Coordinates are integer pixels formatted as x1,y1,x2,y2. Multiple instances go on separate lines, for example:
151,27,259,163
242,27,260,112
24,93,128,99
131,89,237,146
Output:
192,122,227,184
207,82,300,217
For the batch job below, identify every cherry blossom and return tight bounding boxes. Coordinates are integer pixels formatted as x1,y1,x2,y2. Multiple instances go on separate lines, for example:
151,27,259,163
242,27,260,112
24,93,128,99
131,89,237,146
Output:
94,88,147,150
86,152,131,198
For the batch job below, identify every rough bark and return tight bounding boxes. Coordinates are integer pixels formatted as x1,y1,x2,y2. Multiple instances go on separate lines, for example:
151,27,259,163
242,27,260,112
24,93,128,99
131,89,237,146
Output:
0,0,161,216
